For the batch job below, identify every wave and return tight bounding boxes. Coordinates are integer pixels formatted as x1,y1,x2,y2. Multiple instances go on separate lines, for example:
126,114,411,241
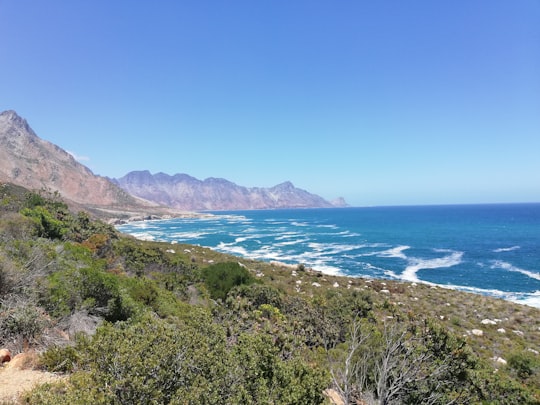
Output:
275,232,303,240
128,232,156,241
509,291,540,308
274,239,310,247
492,260,540,281
493,246,521,253
168,231,208,240
378,246,410,259
401,251,463,283
316,224,339,229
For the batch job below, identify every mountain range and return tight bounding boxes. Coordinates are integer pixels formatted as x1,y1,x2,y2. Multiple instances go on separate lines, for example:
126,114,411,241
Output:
0,110,347,213
112,171,347,211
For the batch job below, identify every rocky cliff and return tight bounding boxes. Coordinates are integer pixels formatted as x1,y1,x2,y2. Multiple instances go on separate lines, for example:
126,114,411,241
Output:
0,110,156,212
113,171,347,211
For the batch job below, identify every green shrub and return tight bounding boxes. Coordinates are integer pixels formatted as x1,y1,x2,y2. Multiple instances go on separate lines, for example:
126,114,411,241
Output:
227,283,284,310
201,262,255,301
21,206,68,239
507,349,540,380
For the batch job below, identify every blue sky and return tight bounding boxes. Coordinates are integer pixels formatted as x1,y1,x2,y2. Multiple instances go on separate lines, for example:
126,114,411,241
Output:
1,1,539,206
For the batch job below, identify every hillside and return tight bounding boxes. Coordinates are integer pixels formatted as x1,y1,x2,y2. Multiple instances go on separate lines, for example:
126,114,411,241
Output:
113,170,348,211
0,111,207,221
0,184,539,404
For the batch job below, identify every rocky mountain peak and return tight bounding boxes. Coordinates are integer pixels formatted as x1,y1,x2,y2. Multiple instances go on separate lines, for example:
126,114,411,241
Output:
0,110,156,211
0,110,37,140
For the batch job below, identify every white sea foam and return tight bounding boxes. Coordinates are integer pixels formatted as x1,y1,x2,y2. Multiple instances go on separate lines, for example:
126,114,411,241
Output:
493,246,521,253
492,260,540,281
216,242,250,257
316,224,339,229
275,232,303,240
169,231,208,239
378,246,410,260
274,239,310,247
401,251,463,282
129,232,156,241
291,221,309,227
509,291,540,308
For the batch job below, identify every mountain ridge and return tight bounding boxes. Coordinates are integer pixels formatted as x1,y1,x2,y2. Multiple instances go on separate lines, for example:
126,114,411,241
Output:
112,170,348,211
0,110,348,213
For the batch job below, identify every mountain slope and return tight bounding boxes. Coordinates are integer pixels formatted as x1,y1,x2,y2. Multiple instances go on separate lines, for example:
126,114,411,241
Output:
0,110,155,210
113,171,345,210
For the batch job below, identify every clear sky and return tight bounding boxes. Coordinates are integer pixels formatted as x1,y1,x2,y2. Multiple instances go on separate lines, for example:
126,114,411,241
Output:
1,1,539,206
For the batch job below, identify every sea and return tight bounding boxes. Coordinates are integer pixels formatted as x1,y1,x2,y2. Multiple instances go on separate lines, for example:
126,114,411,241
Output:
116,203,540,308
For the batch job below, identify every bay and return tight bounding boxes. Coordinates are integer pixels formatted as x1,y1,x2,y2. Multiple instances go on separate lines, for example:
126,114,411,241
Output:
117,203,540,308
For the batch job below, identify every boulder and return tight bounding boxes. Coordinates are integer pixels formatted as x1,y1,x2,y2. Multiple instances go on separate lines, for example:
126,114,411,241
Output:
481,319,497,325
471,329,484,336
0,348,11,363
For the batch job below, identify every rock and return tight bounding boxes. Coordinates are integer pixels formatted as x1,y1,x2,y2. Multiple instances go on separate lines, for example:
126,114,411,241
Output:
333,282,339,288
513,330,524,336
481,319,497,325
312,282,321,287
380,289,390,294
493,357,507,365
0,349,11,363
471,329,484,336
497,328,506,334
166,249,175,253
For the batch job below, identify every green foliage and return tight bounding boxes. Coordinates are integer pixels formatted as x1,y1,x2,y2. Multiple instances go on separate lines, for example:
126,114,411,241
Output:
507,349,540,381
21,206,68,239
0,212,36,241
39,343,82,373
471,362,540,404
0,304,47,347
231,332,329,404
31,314,328,405
19,190,72,240
41,244,132,321
113,238,192,277
65,211,118,245
0,184,537,403
201,262,255,301
227,283,284,310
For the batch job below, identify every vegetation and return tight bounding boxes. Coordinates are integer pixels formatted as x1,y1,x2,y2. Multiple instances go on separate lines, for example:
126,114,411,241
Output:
0,183,539,404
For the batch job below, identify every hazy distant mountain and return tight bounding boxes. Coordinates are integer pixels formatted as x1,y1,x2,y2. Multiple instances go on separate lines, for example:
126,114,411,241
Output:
0,110,347,214
113,171,347,211
0,110,157,213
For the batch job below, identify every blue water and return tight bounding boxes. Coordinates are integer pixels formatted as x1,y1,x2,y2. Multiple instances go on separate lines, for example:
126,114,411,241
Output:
117,204,540,308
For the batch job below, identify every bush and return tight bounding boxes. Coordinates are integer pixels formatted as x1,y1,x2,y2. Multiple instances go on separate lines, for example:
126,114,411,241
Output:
21,206,68,239
201,262,255,301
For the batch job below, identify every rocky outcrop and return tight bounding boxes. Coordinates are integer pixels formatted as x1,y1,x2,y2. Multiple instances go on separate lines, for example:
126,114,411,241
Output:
113,171,347,211
0,110,156,210
0,349,11,363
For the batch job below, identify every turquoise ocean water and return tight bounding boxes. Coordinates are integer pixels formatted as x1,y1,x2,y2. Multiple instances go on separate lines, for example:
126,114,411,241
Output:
117,204,540,308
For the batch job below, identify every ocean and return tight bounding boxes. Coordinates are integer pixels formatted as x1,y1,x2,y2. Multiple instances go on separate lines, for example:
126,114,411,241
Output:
116,204,540,308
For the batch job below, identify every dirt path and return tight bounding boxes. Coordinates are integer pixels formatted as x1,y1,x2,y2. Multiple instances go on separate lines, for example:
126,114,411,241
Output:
0,354,62,404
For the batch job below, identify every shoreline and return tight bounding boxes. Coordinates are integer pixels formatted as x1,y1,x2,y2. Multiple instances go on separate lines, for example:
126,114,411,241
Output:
115,225,540,310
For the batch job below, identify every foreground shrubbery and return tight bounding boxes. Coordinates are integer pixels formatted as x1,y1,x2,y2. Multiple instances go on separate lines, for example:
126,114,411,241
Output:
31,312,328,404
0,185,538,404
